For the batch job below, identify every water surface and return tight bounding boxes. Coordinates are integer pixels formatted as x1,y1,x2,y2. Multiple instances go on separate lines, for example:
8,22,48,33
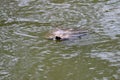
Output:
0,0,120,80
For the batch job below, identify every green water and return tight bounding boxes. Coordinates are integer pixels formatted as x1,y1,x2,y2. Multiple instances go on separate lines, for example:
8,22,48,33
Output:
0,0,120,80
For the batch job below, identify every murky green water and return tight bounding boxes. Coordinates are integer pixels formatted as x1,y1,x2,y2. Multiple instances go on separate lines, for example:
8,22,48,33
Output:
0,0,120,80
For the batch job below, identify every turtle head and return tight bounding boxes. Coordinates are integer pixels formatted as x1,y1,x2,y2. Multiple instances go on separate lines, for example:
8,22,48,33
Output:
54,36,62,40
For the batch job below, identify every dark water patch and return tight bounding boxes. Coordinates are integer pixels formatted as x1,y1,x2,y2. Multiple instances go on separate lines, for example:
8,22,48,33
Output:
50,0,66,3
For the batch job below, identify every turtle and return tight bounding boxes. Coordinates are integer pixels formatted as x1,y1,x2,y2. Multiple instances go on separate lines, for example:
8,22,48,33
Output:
45,28,88,41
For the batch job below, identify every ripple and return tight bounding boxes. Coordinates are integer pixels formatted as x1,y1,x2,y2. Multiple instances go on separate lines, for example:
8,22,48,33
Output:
99,1,120,39
91,51,120,64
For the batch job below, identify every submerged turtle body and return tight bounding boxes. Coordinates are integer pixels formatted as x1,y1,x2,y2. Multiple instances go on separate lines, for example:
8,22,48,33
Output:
46,28,88,41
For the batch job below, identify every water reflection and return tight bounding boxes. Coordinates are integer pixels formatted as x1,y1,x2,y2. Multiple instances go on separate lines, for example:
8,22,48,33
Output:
0,0,120,80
